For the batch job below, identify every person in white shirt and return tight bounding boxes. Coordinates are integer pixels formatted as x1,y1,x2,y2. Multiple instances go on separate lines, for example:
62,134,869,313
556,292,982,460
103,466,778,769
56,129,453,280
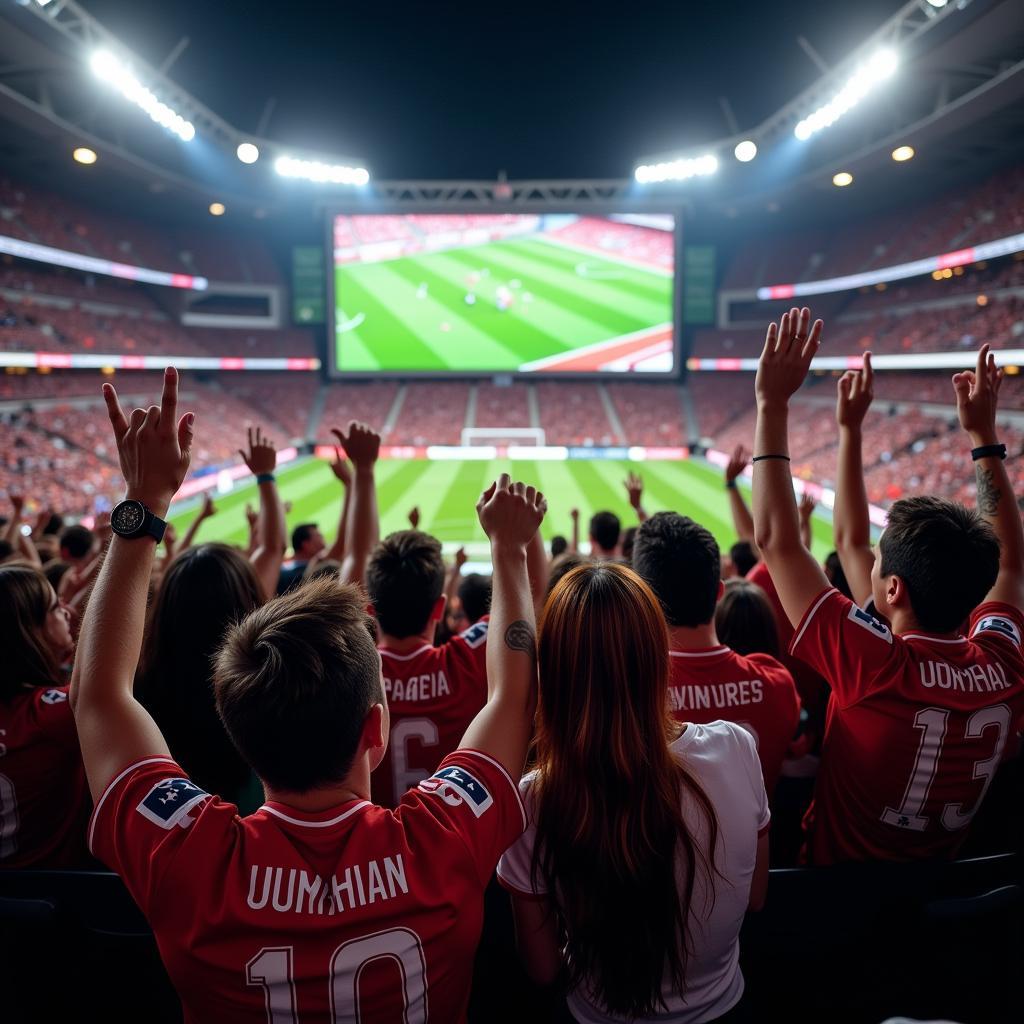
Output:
498,561,770,1023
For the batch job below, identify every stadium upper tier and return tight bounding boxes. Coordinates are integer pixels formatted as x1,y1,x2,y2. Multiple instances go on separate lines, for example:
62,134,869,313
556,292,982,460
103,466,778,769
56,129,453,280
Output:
722,163,1024,291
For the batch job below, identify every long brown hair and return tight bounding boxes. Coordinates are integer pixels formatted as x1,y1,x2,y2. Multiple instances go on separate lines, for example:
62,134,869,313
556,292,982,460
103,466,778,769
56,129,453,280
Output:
0,565,64,701
532,562,720,1016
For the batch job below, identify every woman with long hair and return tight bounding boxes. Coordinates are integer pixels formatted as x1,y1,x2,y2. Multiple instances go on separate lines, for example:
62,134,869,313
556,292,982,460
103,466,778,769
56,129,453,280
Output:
0,564,91,867
136,543,265,812
715,578,781,658
499,562,769,1022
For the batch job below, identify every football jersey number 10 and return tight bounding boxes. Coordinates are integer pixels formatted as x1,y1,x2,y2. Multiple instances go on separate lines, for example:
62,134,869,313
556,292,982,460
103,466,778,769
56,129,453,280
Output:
246,927,427,1022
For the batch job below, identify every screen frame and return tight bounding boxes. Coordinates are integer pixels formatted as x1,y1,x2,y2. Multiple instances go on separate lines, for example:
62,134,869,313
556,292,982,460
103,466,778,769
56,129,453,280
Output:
323,203,684,380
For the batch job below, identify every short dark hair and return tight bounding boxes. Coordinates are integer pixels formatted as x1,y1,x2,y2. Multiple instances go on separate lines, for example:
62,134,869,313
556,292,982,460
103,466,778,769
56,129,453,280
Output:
59,524,94,559
291,523,319,555
715,579,780,657
43,560,71,592
547,552,590,599
550,535,568,558
366,530,446,638
729,540,759,578
589,511,621,552
621,526,639,562
633,512,720,628
879,497,999,633
824,551,852,600
42,513,64,536
214,576,381,793
458,573,492,625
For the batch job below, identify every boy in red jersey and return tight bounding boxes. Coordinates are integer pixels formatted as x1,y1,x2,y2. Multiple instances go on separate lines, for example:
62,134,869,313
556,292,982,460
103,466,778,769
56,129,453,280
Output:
70,367,546,1022
632,511,800,799
752,310,1024,863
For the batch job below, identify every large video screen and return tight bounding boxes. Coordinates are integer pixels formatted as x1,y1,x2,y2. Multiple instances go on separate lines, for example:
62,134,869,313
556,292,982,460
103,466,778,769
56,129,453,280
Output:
329,213,677,375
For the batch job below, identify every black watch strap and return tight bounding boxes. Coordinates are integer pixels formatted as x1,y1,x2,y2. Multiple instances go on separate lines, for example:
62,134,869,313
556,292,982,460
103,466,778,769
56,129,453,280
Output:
143,511,167,544
110,499,167,543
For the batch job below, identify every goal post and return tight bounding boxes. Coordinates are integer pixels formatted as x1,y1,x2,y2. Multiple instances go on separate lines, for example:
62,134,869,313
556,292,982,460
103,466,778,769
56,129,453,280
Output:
461,426,546,448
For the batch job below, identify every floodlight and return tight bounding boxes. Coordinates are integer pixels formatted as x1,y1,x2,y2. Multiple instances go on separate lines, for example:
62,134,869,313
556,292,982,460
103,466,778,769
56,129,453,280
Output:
734,140,757,163
795,48,899,141
73,147,98,165
209,202,226,216
274,155,369,186
891,145,915,162
925,0,948,7
634,154,718,184
90,49,195,142
236,142,260,164
832,171,853,187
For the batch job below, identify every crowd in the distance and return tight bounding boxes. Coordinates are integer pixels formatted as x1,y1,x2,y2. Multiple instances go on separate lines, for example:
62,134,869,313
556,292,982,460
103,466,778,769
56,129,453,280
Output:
1,308,1023,1022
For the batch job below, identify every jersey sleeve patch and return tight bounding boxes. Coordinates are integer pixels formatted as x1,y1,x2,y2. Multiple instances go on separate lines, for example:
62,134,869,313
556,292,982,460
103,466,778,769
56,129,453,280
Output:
136,778,210,831
847,602,893,644
459,620,488,650
40,689,68,705
418,764,493,817
972,614,1022,646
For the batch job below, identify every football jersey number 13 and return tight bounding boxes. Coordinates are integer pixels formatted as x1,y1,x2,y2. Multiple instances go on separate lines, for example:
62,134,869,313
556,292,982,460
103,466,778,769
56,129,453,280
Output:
246,927,428,1022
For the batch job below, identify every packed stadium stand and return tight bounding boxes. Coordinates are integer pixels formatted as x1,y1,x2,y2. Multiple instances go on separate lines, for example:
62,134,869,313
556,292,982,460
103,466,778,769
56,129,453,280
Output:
606,381,687,446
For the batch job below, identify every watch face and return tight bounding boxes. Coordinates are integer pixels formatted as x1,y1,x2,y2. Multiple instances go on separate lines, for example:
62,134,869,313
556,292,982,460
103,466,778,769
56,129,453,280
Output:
111,500,146,536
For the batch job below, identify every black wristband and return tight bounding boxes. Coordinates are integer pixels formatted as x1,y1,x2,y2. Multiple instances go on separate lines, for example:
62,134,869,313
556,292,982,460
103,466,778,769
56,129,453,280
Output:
725,479,738,490
256,472,276,484
971,444,1006,462
751,454,791,463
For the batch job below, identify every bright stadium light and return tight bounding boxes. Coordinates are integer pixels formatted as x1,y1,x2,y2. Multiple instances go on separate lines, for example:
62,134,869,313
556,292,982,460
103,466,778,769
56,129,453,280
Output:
274,155,369,186
833,171,854,187
892,144,915,162
209,202,226,216
73,147,98,165
634,153,718,184
90,49,195,142
926,0,948,7
734,140,758,163
794,48,899,141
236,142,260,164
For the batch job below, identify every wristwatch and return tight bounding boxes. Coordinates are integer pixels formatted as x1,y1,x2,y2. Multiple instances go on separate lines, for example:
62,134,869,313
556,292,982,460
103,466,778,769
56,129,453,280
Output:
109,499,167,543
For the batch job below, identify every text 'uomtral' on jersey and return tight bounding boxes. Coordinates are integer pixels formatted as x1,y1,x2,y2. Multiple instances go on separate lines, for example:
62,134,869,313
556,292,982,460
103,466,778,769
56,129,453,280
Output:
791,587,1024,864
88,747,526,1024
668,646,801,799
374,618,489,808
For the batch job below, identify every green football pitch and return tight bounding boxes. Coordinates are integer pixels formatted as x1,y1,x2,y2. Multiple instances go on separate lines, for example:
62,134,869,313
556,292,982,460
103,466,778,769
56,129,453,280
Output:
170,457,835,562
333,236,673,372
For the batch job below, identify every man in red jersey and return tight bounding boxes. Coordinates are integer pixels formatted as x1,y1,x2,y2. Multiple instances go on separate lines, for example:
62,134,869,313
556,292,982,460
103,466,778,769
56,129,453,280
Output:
71,367,546,1022
752,311,1024,863
632,511,800,799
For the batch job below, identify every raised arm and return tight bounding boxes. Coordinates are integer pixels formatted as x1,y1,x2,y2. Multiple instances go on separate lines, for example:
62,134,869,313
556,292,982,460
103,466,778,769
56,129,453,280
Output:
177,491,217,556
70,368,189,800
240,427,285,601
334,422,381,586
752,308,831,628
323,447,353,562
833,352,875,606
442,545,468,614
798,493,817,553
4,496,42,567
954,344,1024,611
724,445,756,545
624,472,648,523
460,475,546,780
570,507,580,553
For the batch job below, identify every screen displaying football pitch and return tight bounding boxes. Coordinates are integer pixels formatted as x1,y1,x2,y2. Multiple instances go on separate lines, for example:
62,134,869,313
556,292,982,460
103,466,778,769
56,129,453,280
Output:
330,213,676,375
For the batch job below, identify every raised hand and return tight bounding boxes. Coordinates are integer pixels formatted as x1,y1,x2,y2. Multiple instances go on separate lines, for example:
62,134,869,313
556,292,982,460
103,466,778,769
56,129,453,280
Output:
454,546,468,570
755,307,823,408
569,508,579,522
238,426,277,477
10,494,24,518
624,471,643,510
199,492,217,520
408,506,421,529
836,351,874,429
103,366,194,517
332,422,380,470
725,445,750,483
799,493,817,521
330,447,353,487
477,474,547,547
245,503,259,529
953,344,1002,445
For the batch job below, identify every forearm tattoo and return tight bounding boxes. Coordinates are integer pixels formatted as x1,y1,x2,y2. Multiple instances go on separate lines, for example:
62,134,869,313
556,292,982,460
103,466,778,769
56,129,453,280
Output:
976,465,1002,516
504,619,537,659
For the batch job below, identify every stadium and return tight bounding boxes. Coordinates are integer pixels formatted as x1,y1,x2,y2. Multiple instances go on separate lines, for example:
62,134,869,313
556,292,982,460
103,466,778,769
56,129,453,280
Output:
0,0,1023,1021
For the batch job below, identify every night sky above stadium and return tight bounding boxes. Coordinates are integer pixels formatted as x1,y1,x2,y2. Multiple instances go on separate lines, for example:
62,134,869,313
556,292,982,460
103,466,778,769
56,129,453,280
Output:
78,0,907,181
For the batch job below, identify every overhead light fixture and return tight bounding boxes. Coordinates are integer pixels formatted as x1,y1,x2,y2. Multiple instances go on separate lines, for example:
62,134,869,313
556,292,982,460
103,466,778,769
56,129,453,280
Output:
891,144,915,162
925,0,948,7
73,147,98,165
209,202,226,216
634,154,718,184
734,140,757,163
236,142,260,164
795,49,898,141
90,49,195,142
274,155,369,186
833,171,854,187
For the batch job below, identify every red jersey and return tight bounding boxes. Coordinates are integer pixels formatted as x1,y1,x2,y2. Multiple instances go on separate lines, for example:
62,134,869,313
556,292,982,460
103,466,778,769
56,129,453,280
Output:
791,588,1024,864
90,747,526,1023
375,619,489,808
668,646,801,798
0,685,91,869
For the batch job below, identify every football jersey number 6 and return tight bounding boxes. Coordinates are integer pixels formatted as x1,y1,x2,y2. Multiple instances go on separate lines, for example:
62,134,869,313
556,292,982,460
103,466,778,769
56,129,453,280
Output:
247,927,427,1022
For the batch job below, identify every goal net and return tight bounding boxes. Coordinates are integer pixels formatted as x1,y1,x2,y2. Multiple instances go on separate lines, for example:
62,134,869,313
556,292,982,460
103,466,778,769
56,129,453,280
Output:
461,427,546,448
